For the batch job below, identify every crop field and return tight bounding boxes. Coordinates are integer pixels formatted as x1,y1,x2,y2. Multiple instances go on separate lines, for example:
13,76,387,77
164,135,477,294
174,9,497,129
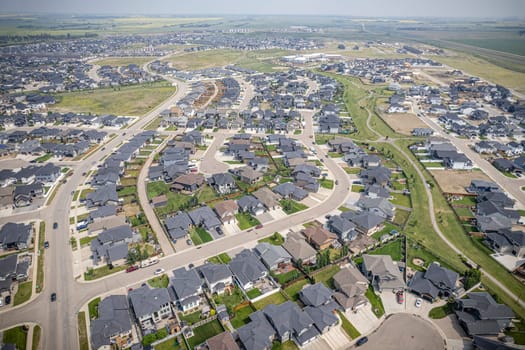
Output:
429,169,492,194
450,38,525,56
51,81,176,116
380,112,428,135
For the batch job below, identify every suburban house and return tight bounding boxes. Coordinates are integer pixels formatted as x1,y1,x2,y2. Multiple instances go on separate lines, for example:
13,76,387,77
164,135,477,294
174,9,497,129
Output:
171,267,203,312
237,311,276,350
282,234,317,266
237,195,265,216
252,187,281,211
361,254,405,292
228,249,268,291
164,212,192,242
198,263,233,295
263,301,320,346
213,200,239,224
90,295,135,350
332,265,369,312
205,331,240,350
485,229,525,258
303,305,339,335
408,262,459,301
455,292,514,336
86,184,119,208
254,242,292,271
327,215,357,242
345,212,385,235
235,166,263,184
299,283,334,307
171,173,205,193
0,222,33,250
128,285,173,331
273,182,308,201
188,206,222,232
301,226,338,250
355,197,395,221
208,173,237,194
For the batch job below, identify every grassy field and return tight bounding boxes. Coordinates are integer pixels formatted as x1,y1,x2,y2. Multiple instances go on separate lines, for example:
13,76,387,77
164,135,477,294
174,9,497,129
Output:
13,281,32,306
3,326,28,350
450,38,525,56
166,48,291,72
51,81,176,116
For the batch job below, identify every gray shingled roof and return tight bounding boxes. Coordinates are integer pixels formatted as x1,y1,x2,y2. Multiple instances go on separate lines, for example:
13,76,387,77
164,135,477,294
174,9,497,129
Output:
129,285,171,318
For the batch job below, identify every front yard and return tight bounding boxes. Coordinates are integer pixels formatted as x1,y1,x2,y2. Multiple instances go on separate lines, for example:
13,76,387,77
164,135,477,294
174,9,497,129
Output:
13,281,32,306
280,199,308,214
365,286,385,318
148,274,169,288
189,227,213,245
235,212,261,230
258,232,285,246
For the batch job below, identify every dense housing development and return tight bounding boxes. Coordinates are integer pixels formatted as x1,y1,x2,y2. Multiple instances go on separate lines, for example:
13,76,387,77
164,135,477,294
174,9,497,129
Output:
0,8,524,350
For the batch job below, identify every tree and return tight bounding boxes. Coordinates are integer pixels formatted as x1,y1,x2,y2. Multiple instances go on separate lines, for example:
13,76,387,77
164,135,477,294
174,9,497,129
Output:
463,268,481,290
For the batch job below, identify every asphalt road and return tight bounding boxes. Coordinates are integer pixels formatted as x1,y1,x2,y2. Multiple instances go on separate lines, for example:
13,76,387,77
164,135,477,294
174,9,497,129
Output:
359,314,445,350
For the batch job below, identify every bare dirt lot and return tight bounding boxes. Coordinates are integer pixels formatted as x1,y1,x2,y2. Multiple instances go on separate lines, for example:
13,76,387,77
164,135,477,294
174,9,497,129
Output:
380,112,429,135
430,169,492,194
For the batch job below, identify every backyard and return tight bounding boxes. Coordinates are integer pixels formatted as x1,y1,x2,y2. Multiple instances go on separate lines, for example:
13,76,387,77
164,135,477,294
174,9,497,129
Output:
187,320,224,349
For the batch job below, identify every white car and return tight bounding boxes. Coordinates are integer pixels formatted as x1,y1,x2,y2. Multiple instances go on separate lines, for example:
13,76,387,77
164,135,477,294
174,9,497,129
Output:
154,268,165,276
415,298,423,308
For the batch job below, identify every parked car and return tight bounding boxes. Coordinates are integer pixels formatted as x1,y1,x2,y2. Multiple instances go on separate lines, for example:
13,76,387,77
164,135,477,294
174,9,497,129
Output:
396,291,404,304
44,241,50,249
53,222,58,229
126,265,139,273
51,292,57,302
0,298,3,307
356,337,368,346
255,224,263,229
154,268,165,275
186,239,193,245
4,295,11,305
415,298,423,308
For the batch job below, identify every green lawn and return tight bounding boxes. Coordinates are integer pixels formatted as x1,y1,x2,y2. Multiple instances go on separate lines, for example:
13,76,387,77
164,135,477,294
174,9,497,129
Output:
147,181,193,218
189,227,213,245
368,239,404,262
428,302,455,319
271,269,301,285
214,286,246,312
337,311,361,339
393,209,411,227
154,338,188,350
271,340,300,350
34,152,53,163
320,178,335,189
217,253,231,263
454,207,474,217
280,199,308,214
148,274,169,288
451,196,477,206
235,212,261,230
283,279,310,301
351,184,365,193
258,232,285,246
3,326,28,350
88,297,101,319
365,286,385,318
328,152,343,158
246,288,262,299
252,291,288,310
179,310,202,325
312,265,341,289
390,192,411,207
344,167,362,175
13,281,32,306
187,320,224,349
196,185,218,203
84,265,127,281
78,312,89,350
371,223,399,241
117,185,137,197
36,221,45,293
79,235,97,247
231,304,256,329
51,81,176,116
32,325,41,350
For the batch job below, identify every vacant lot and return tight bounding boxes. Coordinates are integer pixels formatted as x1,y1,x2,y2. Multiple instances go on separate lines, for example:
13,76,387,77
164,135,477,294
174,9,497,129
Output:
380,112,428,135
51,81,175,116
430,169,492,194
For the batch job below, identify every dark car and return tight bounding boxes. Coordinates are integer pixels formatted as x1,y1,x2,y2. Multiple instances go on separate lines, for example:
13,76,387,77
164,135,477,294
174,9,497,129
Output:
255,224,263,229
4,295,11,305
51,293,57,302
356,337,368,346
44,241,50,249
396,291,404,304
53,222,58,229
126,265,139,273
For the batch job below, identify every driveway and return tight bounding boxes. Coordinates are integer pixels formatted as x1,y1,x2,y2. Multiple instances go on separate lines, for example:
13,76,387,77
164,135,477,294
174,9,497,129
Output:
345,304,380,335
323,324,352,350
359,314,445,350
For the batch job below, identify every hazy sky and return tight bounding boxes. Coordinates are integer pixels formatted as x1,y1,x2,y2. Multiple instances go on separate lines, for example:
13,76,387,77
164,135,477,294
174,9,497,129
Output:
1,0,524,18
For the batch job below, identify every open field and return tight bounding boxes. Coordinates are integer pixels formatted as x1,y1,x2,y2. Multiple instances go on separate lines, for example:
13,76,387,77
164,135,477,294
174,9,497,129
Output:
51,81,176,116
449,38,525,56
166,48,291,72
429,169,492,194
380,112,428,135
92,56,153,67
